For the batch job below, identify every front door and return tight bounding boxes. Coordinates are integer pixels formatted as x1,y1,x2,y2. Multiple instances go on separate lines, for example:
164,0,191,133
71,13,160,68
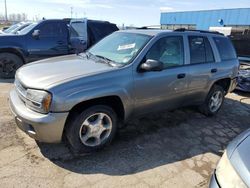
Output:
133,36,188,115
27,21,69,62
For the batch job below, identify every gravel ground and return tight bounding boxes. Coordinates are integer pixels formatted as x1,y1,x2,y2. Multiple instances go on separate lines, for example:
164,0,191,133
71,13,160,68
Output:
0,79,250,188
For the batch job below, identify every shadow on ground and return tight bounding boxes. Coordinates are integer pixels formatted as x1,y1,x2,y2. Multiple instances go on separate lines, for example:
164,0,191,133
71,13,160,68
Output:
37,93,250,176
0,79,14,83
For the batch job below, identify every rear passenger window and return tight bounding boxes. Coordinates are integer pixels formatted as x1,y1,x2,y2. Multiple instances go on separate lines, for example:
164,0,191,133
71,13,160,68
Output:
205,38,214,62
189,36,214,64
213,37,237,61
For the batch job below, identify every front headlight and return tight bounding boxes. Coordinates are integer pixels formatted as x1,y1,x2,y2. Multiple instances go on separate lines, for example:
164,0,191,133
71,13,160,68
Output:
25,89,52,114
216,151,247,188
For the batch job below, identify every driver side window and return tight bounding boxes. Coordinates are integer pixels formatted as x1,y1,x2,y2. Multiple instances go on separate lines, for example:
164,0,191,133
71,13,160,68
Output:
39,23,64,37
146,36,184,68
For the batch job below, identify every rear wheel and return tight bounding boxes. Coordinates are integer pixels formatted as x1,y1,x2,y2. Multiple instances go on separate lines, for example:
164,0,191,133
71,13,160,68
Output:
0,53,23,79
65,105,118,154
199,85,225,116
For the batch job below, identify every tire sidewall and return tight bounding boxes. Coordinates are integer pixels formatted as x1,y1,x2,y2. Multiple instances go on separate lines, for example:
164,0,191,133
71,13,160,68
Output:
66,105,118,153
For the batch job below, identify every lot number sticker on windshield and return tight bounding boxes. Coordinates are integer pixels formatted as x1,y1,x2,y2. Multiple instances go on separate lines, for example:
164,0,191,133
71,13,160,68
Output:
117,43,136,51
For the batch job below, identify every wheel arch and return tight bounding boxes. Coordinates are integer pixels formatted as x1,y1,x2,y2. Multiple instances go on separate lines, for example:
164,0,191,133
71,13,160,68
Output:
63,95,126,136
211,78,231,94
0,48,26,63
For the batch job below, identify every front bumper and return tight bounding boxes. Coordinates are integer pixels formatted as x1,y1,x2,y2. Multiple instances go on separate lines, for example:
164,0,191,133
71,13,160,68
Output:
209,172,220,188
9,89,69,143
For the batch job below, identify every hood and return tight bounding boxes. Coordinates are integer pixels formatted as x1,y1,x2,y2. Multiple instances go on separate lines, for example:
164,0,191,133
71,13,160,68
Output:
229,130,250,187
16,54,116,89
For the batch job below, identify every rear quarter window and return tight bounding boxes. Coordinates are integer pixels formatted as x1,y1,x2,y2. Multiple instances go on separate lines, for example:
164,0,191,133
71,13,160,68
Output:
213,37,237,61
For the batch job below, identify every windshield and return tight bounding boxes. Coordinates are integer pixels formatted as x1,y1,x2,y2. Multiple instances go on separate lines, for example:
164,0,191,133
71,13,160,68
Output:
18,23,37,35
88,32,151,64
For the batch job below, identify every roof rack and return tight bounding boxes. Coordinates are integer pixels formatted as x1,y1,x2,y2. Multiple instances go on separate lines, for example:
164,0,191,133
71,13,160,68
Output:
137,25,161,30
174,28,224,36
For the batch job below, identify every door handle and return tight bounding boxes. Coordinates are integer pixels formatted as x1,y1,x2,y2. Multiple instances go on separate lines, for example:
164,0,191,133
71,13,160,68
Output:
177,73,186,79
57,41,64,45
211,68,218,73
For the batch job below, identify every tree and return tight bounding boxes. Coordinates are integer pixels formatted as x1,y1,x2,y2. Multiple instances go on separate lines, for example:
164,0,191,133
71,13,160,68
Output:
8,13,28,22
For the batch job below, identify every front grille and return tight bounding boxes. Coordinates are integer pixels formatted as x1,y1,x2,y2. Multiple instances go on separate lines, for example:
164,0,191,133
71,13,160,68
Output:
14,79,27,103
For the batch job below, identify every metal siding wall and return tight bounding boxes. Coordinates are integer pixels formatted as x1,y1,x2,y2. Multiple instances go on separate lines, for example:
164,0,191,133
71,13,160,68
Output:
161,8,250,29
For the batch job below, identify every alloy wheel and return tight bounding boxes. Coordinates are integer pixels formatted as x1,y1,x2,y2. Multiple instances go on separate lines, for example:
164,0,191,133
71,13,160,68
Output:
209,91,223,113
79,113,112,147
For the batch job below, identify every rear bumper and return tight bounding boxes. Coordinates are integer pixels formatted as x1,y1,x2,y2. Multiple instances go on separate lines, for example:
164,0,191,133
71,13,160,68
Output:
229,77,238,93
9,89,68,143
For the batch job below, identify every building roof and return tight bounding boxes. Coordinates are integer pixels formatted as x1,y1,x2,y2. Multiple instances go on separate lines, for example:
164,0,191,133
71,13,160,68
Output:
161,7,250,14
160,8,250,30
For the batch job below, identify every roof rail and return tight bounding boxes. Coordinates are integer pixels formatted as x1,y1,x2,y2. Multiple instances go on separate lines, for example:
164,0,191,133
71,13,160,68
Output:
174,28,224,36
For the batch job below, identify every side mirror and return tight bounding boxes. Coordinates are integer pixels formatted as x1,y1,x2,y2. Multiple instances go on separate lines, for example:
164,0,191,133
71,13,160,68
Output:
139,59,164,72
32,30,40,39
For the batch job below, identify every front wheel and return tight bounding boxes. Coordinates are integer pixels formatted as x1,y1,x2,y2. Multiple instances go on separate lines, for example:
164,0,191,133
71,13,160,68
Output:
199,85,225,116
65,105,118,153
0,53,23,79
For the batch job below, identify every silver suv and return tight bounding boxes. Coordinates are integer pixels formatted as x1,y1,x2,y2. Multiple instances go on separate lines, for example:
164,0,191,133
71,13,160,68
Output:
9,29,239,153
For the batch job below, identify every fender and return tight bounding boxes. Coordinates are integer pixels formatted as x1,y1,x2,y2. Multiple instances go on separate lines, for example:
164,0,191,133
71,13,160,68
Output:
51,84,134,121
0,47,27,63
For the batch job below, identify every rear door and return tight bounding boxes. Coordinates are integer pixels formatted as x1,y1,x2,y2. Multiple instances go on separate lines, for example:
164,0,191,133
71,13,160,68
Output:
133,35,188,115
69,19,88,53
185,35,215,104
86,21,119,47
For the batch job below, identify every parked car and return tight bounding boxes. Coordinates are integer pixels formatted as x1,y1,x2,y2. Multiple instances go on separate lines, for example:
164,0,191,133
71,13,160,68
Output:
1,22,32,35
0,22,23,34
2,26,10,31
0,18,118,78
9,29,239,153
236,57,250,92
210,129,250,188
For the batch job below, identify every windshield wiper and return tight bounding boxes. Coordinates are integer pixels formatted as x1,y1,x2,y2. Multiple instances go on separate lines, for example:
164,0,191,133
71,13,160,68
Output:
81,52,117,66
95,55,113,63
94,55,118,67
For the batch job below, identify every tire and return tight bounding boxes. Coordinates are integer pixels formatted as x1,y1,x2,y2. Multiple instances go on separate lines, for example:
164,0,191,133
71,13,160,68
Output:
199,85,225,116
65,105,118,154
0,53,23,79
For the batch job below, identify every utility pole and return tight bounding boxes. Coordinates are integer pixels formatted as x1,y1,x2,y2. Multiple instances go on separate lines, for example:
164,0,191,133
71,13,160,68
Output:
4,0,8,21
70,7,73,18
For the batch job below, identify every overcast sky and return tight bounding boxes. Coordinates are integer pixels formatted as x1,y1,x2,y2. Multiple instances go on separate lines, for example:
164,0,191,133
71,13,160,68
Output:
1,0,250,26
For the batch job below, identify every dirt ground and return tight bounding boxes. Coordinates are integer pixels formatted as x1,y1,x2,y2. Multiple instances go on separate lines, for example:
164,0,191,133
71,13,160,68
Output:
0,79,250,188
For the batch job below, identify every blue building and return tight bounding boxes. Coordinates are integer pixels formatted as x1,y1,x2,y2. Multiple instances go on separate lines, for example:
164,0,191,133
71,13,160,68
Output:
160,8,250,31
